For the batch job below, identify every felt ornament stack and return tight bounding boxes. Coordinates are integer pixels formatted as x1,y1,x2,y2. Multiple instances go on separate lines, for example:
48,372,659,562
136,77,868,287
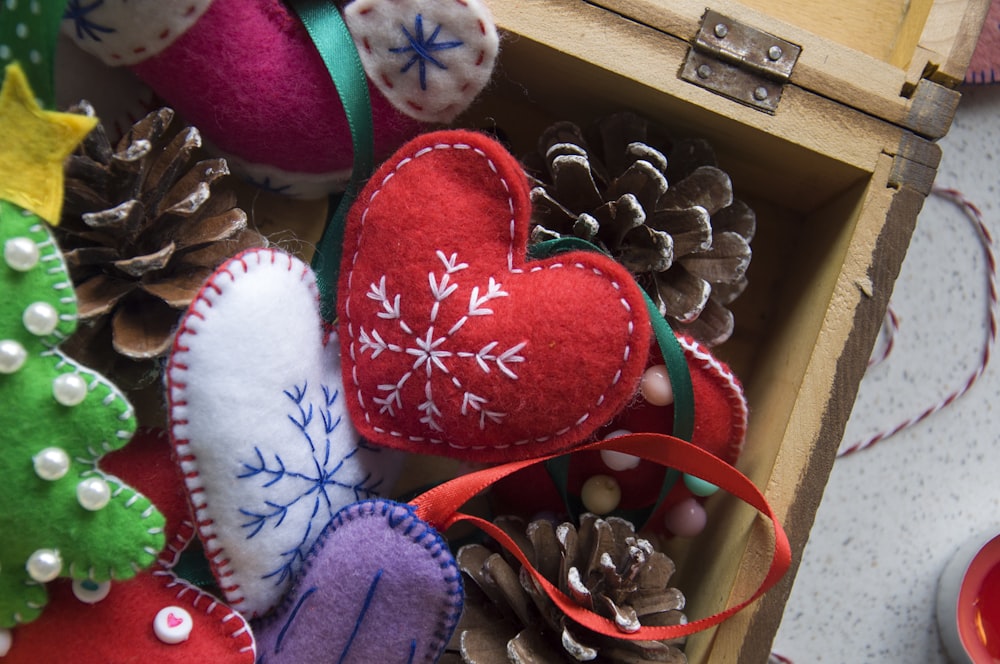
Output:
0,64,165,632
61,0,500,198
166,247,406,618
337,129,653,462
525,112,757,347
56,102,264,393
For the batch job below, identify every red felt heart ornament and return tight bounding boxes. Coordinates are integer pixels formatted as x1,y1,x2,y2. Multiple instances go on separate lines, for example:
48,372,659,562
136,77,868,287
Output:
337,130,652,462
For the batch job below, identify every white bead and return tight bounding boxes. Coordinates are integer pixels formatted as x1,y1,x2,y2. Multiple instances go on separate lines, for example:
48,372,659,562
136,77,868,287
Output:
4,236,39,271
0,627,11,656
76,477,112,511
72,579,112,604
600,449,642,472
23,301,59,336
25,548,62,582
639,364,674,407
154,606,193,645
0,339,27,374
580,474,622,515
33,447,71,481
53,373,88,406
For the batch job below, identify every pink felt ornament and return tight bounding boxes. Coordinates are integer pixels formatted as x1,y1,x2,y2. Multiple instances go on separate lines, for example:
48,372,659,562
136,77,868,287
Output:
61,0,499,198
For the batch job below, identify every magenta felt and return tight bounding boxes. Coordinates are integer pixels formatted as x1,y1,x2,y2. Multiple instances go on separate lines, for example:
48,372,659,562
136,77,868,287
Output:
129,0,421,175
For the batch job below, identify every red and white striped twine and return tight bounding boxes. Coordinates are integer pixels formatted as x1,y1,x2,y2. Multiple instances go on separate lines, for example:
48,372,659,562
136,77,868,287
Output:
838,188,998,450
771,187,995,664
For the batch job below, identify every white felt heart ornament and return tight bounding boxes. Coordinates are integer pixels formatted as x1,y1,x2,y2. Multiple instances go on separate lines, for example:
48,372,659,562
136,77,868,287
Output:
167,248,404,618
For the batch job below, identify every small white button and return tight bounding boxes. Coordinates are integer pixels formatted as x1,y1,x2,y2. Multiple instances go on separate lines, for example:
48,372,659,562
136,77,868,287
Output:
0,627,11,656
72,579,111,604
154,606,193,645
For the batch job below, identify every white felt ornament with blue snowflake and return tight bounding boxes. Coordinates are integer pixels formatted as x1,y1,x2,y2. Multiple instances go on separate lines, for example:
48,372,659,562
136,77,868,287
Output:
166,248,405,618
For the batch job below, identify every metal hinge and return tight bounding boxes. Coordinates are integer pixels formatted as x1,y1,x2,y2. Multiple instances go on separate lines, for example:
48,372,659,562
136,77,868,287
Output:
681,10,801,113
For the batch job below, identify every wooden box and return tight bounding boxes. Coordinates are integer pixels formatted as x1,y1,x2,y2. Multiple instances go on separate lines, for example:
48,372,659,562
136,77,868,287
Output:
460,1,989,661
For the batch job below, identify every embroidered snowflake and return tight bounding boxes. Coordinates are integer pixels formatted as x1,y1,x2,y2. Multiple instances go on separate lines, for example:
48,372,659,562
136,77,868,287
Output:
389,13,463,91
63,0,116,42
357,250,526,433
236,381,385,585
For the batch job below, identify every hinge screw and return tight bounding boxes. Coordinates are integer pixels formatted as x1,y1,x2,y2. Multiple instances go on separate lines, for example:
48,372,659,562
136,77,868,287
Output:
753,86,769,100
697,64,712,79
714,23,729,38
768,45,783,61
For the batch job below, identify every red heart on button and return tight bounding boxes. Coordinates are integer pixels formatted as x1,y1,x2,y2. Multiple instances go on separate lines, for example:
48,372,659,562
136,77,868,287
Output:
338,130,651,462
167,613,184,629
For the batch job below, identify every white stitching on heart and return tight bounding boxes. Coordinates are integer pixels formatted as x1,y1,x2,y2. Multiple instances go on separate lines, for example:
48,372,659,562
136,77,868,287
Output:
344,141,637,451
358,249,525,433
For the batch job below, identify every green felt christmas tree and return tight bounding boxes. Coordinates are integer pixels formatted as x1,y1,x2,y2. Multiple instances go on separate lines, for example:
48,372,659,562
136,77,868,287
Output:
0,63,166,628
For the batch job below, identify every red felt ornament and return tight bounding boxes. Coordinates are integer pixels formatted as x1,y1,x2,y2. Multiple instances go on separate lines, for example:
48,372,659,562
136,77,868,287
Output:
336,129,652,462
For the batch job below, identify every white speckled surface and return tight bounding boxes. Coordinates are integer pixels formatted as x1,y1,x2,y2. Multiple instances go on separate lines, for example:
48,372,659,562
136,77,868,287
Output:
772,85,1000,662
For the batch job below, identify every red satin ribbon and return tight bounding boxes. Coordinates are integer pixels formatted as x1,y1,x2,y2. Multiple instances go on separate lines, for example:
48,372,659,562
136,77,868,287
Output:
410,432,791,641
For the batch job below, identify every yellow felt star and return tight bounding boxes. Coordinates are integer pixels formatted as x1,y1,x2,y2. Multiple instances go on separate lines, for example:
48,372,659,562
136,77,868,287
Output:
0,63,96,225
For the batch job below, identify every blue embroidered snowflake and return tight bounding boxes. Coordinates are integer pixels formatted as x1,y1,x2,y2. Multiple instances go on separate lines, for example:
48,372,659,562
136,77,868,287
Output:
237,381,385,584
63,0,116,42
389,13,463,90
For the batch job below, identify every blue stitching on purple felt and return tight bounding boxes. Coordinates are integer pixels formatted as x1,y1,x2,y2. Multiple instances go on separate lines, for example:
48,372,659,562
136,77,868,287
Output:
274,586,318,654
64,0,116,42
338,568,385,664
389,13,464,91
254,499,464,662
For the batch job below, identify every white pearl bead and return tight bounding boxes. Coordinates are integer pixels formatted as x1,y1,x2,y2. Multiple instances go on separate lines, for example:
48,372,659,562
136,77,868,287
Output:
22,301,59,336
0,627,11,656
639,364,674,406
25,548,62,582
72,579,112,604
52,373,88,406
4,237,40,272
0,339,27,374
600,449,642,472
580,474,622,515
33,447,71,481
76,477,112,511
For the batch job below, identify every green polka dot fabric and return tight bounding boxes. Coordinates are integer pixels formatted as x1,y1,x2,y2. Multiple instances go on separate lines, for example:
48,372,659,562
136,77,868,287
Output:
0,200,166,627
0,0,63,108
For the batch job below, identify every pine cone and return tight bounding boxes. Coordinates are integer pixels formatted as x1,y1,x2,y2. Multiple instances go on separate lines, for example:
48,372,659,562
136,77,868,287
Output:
526,112,756,346
55,102,266,388
448,514,687,663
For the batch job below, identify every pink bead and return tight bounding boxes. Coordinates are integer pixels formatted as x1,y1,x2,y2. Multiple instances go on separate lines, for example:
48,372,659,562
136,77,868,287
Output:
640,365,674,406
664,498,707,537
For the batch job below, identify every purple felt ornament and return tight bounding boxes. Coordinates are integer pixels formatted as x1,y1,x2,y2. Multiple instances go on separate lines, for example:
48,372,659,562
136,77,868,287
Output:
254,499,463,664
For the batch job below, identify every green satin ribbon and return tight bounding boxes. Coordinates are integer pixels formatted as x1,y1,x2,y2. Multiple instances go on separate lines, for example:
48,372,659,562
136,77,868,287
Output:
527,236,696,528
0,0,66,108
290,0,375,322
